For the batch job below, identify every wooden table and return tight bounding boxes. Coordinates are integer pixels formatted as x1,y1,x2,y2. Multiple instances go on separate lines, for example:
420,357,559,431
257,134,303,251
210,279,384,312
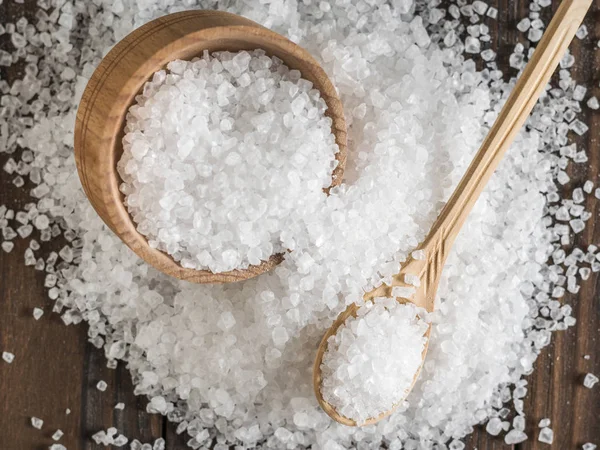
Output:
0,0,598,448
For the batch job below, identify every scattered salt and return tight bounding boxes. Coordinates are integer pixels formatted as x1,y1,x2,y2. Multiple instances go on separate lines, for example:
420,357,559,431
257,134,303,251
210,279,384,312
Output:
0,0,596,448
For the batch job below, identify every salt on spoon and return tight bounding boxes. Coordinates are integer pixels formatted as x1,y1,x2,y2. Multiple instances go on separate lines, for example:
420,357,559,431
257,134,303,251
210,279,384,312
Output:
313,0,592,427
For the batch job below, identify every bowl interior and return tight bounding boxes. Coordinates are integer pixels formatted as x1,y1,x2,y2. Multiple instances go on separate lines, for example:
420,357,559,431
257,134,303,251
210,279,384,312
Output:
109,32,346,280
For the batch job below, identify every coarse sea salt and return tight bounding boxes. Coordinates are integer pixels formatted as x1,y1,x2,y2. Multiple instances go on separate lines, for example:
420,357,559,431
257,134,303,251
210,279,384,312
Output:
119,51,339,273
320,299,428,424
0,0,597,449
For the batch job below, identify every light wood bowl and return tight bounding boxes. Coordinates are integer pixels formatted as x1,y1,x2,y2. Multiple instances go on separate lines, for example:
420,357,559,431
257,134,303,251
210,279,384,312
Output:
74,10,347,284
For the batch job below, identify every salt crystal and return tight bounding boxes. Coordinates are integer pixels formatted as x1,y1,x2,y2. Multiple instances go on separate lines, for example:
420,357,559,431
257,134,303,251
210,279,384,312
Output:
404,274,421,287
583,444,597,450
2,351,15,363
114,435,129,446
538,418,551,427
583,373,599,388
517,18,530,32
576,25,589,39
505,430,528,444
557,171,570,185
587,97,599,110
33,308,44,320
528,29,543,42
538,427,553,444
96,380,108,392
115,403,125,410
570,219,585,233
52,429,64,441
31,417,43,429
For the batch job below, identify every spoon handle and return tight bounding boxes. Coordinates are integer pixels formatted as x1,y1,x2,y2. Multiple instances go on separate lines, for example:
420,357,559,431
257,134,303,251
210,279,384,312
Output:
422,0,592,256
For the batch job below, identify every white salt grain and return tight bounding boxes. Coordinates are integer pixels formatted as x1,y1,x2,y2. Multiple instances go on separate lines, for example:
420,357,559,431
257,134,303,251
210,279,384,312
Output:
320,299,428,424
583,373,599,388
538,418,551,427
538,427,553,444
2,351,14,363
31,417,43,429
33,307,44,320
115,403,125,410
505,430,528,444
52,429,64,441
96,380,108,392
576,25,589,39
587,97,600,110
583,444,598,450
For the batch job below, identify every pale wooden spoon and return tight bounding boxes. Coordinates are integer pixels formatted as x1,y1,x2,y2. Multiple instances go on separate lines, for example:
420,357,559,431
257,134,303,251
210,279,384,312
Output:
313,0,592,427
74,10,347,284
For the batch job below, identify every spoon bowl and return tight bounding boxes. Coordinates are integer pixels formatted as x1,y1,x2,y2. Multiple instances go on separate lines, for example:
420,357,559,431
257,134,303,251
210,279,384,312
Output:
313,256,434,426
313,0,591,426
74,10,347,284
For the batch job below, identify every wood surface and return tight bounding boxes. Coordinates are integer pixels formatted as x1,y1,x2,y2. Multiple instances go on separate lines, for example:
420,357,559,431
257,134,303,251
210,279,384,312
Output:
73,10,347,284
1,0,599,449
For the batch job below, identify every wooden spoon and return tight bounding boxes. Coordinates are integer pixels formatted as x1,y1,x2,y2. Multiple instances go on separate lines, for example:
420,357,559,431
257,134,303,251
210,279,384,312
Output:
74,10,347,284
313,0,591,427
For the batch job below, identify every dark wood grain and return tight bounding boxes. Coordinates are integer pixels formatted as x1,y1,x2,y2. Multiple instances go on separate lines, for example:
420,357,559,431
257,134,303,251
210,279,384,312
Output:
1,0,599,449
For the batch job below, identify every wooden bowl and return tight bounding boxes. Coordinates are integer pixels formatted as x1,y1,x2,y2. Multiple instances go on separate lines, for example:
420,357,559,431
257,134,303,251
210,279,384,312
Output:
74,10,347,284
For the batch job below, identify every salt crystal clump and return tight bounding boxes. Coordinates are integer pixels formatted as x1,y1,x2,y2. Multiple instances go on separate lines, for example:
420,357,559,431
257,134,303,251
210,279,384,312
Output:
320,299,428,424
118,51,339,273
